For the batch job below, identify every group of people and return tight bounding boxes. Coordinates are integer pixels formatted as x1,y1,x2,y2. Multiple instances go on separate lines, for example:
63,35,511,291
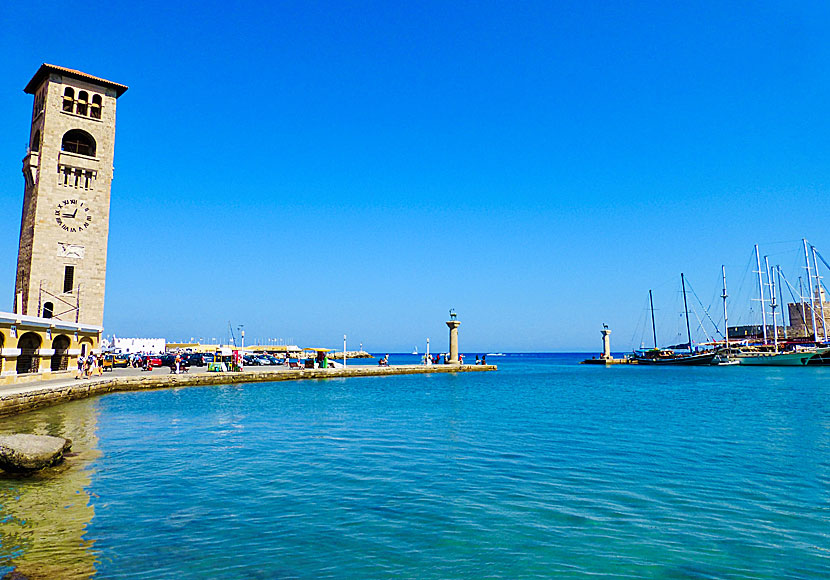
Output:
378,354,390,366
423,354,448,365
75,353,104,379
419,353,487,365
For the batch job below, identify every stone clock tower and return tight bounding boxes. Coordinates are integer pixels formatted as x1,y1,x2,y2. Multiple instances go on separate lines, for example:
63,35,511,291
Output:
14,64,127,327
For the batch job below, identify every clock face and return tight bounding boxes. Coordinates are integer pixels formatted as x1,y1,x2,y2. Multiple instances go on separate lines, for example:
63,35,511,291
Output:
54,199,92,233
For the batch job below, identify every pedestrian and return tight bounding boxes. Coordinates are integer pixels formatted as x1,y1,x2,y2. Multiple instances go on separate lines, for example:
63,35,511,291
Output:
475,355,480,365
175,352,181,374
482,355,486,365
75,355,84,379
459,353,464,364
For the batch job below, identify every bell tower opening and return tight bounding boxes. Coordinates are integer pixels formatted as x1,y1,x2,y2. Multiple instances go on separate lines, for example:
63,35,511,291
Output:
61,129,96,157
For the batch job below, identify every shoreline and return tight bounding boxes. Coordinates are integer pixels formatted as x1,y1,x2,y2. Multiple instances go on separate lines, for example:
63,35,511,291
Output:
0,364,497,418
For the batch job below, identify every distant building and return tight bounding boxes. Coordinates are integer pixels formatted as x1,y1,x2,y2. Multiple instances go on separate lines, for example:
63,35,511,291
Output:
787,287,830,339
727,325,785,340
112,337,166,354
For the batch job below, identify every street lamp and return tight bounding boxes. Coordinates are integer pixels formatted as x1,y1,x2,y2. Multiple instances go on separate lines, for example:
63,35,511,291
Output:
343,334,347,367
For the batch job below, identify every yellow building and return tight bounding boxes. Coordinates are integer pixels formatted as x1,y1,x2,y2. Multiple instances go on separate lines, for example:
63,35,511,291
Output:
0,311,100,385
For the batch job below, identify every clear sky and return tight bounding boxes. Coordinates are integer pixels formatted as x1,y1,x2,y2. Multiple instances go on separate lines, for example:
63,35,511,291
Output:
1,1,829,352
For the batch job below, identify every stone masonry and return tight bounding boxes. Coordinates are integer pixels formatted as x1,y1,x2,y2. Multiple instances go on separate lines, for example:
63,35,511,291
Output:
14,64,127,327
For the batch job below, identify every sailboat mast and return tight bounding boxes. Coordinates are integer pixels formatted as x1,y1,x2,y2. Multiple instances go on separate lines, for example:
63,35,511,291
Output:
765,256,778,352
681,273,693,352
799,276,807,335
755,245,768,344
722,265,729,353
649,289,658,349
812,245,827,342
777,266,787,340
803,239,819,342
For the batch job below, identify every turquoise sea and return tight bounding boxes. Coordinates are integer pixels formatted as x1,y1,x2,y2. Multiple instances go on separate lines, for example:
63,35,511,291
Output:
0,353,829,579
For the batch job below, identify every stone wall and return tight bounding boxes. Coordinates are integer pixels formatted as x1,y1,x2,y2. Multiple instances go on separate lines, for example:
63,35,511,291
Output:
0,365,497,418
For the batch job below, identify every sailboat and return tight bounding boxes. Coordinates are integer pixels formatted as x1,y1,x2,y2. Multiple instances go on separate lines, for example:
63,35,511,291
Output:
632,275,717,365
411,346,418,355
735,242,828,365
712,265,740,365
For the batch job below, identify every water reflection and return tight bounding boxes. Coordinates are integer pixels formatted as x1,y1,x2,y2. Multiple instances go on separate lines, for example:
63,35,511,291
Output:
0,399,100,580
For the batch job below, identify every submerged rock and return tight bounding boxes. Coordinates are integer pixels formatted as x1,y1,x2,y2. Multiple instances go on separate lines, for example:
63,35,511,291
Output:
0,434,72,473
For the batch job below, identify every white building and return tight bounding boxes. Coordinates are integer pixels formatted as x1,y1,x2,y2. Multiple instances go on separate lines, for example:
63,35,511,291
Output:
111,337,166,354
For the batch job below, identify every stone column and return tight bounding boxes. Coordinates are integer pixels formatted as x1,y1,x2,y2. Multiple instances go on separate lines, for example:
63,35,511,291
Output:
0,348,19,377
446,319,461,364
601,328,612,360
37,349,54,373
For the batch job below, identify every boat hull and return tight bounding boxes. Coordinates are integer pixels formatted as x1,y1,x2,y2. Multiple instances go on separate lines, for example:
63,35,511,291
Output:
634,352,717,365
736,352,814,366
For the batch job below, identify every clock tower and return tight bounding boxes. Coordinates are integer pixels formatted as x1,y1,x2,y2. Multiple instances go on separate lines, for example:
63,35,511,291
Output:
14,64,127,327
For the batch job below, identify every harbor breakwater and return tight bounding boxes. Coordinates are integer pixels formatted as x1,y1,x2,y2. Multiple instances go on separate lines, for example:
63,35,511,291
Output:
0,365,497,418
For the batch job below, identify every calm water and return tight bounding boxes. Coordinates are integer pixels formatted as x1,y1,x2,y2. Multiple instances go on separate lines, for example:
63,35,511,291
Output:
1,353,829,579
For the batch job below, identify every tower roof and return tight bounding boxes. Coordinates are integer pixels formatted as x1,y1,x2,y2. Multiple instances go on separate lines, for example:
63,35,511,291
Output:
24,63,128,97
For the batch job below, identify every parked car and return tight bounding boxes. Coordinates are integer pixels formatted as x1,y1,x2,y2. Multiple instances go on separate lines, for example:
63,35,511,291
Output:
159,354,177,367
142,355,162,369
186,353,214,366
112,353,130,368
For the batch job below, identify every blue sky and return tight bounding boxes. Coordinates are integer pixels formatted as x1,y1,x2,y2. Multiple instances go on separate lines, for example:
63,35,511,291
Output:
1,1,829,351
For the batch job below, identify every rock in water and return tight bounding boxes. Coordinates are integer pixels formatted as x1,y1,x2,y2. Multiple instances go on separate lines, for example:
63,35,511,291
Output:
0,434,72,473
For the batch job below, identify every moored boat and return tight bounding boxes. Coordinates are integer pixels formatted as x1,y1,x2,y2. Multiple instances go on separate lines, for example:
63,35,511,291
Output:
632,349,717,365
734,350,816,366
633,275,716,366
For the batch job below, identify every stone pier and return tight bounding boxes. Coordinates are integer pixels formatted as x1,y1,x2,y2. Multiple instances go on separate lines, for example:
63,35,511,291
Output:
0,364,497,418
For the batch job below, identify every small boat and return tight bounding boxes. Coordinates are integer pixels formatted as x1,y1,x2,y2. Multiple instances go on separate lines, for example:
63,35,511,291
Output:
807,348,830,365
411,346,418,355
712,354,740,366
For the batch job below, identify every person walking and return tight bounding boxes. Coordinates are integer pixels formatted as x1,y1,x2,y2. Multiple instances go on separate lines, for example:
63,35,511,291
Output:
75,355,84,379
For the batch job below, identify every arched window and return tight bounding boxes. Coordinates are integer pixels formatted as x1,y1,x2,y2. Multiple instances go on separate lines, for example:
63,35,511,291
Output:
51,335,71,371
61,129,96,157
16,332,42,374
91,95,102,119
31,130,40,152
63,88,75,112
76,91,88,116
43,301,53,318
